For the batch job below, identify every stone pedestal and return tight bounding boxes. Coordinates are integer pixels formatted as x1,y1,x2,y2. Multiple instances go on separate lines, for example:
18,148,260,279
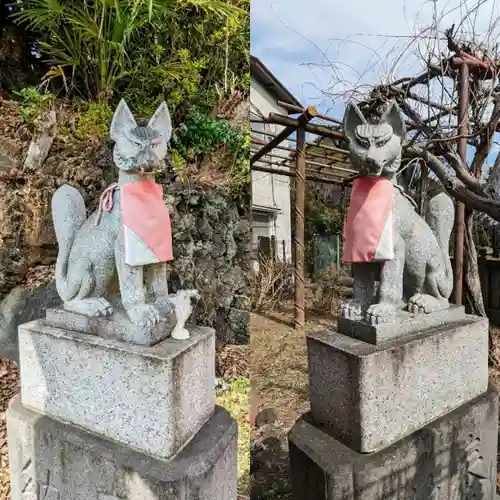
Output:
18,320,215,459
290,312,498,500
289,384,499,500
308,315,489,452
7,395,237,500
8,318,238,499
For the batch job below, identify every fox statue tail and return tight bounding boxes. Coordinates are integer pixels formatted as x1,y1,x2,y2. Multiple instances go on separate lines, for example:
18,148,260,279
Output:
425,186,455,299
51,185,87,301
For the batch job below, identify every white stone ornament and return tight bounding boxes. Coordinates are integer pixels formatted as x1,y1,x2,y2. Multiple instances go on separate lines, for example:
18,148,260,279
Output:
170,289,201,340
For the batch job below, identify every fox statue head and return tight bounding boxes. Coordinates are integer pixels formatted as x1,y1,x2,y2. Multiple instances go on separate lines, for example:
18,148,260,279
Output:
343,100,405,179
110,99,172,175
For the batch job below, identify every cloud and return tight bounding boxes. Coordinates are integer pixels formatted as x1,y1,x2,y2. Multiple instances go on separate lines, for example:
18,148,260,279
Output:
251,0,500,115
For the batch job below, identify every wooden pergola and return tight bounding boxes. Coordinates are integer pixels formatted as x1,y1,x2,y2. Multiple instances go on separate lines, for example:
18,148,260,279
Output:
250,101,356,328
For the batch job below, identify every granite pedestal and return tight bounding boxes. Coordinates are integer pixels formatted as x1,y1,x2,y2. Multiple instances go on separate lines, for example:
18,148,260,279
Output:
8,317,238,499
308,315,488,452
290,308,498,500
7,395,237,500
289,384,499,500
18,319,215,459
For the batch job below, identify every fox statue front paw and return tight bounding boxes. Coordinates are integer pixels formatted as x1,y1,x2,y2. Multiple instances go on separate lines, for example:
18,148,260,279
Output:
365,302,398,325
127,303,160,328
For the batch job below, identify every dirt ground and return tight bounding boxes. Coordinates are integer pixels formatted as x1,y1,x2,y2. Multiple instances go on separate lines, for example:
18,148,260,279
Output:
0,360,20,500
250,309,331,499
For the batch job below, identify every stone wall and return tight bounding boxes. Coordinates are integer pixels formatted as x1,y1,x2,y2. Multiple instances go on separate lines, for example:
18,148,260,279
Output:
0,103,250,360
165,183,250,343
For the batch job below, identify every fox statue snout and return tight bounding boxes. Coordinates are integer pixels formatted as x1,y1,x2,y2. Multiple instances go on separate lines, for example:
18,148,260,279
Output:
364,155,385,177
134,147,163,173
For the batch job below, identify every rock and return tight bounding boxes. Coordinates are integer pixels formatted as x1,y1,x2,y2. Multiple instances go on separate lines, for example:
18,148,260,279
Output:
165,184,250,343
0,282,61,361
0,152,14,175
227,308,249,344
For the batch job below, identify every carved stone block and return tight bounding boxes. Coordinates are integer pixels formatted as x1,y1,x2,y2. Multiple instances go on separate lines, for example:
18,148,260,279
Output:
18,320,215,459
337,305,465,344
7,395,237,500
308,315,488,452
45,307,176,346
288,383,498,500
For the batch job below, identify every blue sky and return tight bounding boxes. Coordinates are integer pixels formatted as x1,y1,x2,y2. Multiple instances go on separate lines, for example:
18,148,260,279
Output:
251,0,500,169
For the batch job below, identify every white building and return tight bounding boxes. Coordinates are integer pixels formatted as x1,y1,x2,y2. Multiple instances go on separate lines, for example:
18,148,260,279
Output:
250,55,302,262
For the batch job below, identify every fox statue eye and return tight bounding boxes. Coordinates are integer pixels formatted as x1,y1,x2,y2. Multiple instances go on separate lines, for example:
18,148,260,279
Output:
357,138,370,148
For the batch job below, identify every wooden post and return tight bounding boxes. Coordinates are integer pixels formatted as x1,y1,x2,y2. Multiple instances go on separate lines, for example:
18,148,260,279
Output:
294,126,306,328
453,62,469,306
251,106,318,165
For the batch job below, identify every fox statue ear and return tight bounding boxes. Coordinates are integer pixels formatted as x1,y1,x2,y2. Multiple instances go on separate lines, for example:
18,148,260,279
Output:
148,101,172,144
380,100,406,139
343,102,367,143
110,99,137,142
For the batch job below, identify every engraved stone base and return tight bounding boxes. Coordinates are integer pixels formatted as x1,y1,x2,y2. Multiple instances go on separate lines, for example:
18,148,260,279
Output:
308,315,488,452
45,307,176,346
288,383,498,500
337,305,465,344
7,395,238,500
18,320,215,460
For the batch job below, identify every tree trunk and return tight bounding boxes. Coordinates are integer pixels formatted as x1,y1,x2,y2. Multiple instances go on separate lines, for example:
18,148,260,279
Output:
464,209,499,365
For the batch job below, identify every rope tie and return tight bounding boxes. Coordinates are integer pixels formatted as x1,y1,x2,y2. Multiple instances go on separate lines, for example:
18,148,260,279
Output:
95,182,119,226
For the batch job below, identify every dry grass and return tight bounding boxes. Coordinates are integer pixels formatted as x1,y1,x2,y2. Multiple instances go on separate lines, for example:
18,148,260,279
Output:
250,310,330,499
251,257,293,312
216,377,250,499
0,359,20,500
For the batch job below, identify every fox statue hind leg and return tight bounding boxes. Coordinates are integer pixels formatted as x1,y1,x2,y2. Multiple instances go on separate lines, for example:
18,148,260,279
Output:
51,184,114,318
406,190,455,313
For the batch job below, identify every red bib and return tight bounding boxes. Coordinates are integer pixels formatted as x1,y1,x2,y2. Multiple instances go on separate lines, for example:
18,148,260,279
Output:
343,177,395,263
120,181,173,265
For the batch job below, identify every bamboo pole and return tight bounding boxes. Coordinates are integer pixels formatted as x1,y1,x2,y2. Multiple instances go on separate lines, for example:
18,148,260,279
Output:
251,127,350,155
267,113,344,141
252,161,344,184
251,136,350,163
249,147,356,176
276,100,343,125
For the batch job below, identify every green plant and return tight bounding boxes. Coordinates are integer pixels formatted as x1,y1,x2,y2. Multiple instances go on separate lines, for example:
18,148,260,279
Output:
11,0,247,109
73,102,114,139
12,86,54,124
172,108,249,195
216,377,250,494
169,149,188,181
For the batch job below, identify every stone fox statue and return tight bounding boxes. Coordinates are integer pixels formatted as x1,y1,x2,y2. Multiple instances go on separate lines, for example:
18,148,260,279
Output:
341,101,455,325
51,99,175,329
